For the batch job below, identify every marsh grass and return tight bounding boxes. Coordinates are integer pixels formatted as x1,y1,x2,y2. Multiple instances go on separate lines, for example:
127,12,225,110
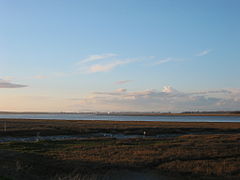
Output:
52,173,100,180
1,134,240,179
1,119,240,137
0,120,240,179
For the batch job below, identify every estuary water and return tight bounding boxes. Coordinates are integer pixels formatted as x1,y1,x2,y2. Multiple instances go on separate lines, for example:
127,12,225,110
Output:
0,113,240,122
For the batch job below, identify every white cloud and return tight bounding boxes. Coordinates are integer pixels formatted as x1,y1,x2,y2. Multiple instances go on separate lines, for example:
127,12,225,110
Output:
156,58,174,65
87,60,129,73
78,53,117,64
77,53,138,73
196,49,211,56
74,53,189,75
0,79,27,88
71,86,240,112
154,57,185,65
188,89,231,96
162,86,178,93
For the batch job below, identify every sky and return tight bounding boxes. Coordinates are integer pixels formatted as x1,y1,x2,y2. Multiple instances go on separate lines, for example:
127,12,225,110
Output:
0,0,240,112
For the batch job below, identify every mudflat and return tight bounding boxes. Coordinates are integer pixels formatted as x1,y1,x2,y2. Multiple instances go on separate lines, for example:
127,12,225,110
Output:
0,119,240,180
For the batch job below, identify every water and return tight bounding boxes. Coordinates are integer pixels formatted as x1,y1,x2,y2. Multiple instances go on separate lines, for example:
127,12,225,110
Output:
0,133,181,143
0,113,240,122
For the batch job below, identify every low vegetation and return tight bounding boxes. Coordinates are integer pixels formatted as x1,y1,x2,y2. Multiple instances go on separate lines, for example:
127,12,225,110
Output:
0,119,240,179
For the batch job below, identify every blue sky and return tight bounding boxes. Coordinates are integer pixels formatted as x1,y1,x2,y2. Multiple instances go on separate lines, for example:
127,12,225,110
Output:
0,0,240,112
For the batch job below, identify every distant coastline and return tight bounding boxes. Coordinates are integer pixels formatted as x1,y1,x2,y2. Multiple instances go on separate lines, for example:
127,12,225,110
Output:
0,111,240,116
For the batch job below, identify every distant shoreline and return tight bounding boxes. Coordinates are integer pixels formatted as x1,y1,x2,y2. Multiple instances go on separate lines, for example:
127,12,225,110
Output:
0,111,240,116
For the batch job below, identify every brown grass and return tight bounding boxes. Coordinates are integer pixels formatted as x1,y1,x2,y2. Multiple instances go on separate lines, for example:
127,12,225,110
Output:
0,119,240,179
1,118,240,137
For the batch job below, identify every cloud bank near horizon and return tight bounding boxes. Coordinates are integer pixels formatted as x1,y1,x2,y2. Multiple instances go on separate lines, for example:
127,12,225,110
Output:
71,86,240,112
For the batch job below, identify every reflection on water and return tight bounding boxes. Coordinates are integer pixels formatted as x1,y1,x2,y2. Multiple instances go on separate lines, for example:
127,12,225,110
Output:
0,113,240,122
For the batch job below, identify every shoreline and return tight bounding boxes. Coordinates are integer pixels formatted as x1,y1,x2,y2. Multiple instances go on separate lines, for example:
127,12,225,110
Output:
1,112,240,116
1,113,240,124
2,118,240,124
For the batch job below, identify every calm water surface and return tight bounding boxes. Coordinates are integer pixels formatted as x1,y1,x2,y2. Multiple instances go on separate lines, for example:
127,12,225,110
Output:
0,113,240,122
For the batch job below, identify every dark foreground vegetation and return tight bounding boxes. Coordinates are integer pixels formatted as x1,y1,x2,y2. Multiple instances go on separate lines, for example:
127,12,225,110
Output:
0,119,240,179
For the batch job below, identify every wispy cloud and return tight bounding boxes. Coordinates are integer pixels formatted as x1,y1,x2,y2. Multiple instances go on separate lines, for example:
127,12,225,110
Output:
77,53,138,73
78,53,117,64
155,57,174,65
196,49,212,56
154,57,186,65
70,51,209,76
86,60,130,73
115,80,132,84
0,79,27,88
